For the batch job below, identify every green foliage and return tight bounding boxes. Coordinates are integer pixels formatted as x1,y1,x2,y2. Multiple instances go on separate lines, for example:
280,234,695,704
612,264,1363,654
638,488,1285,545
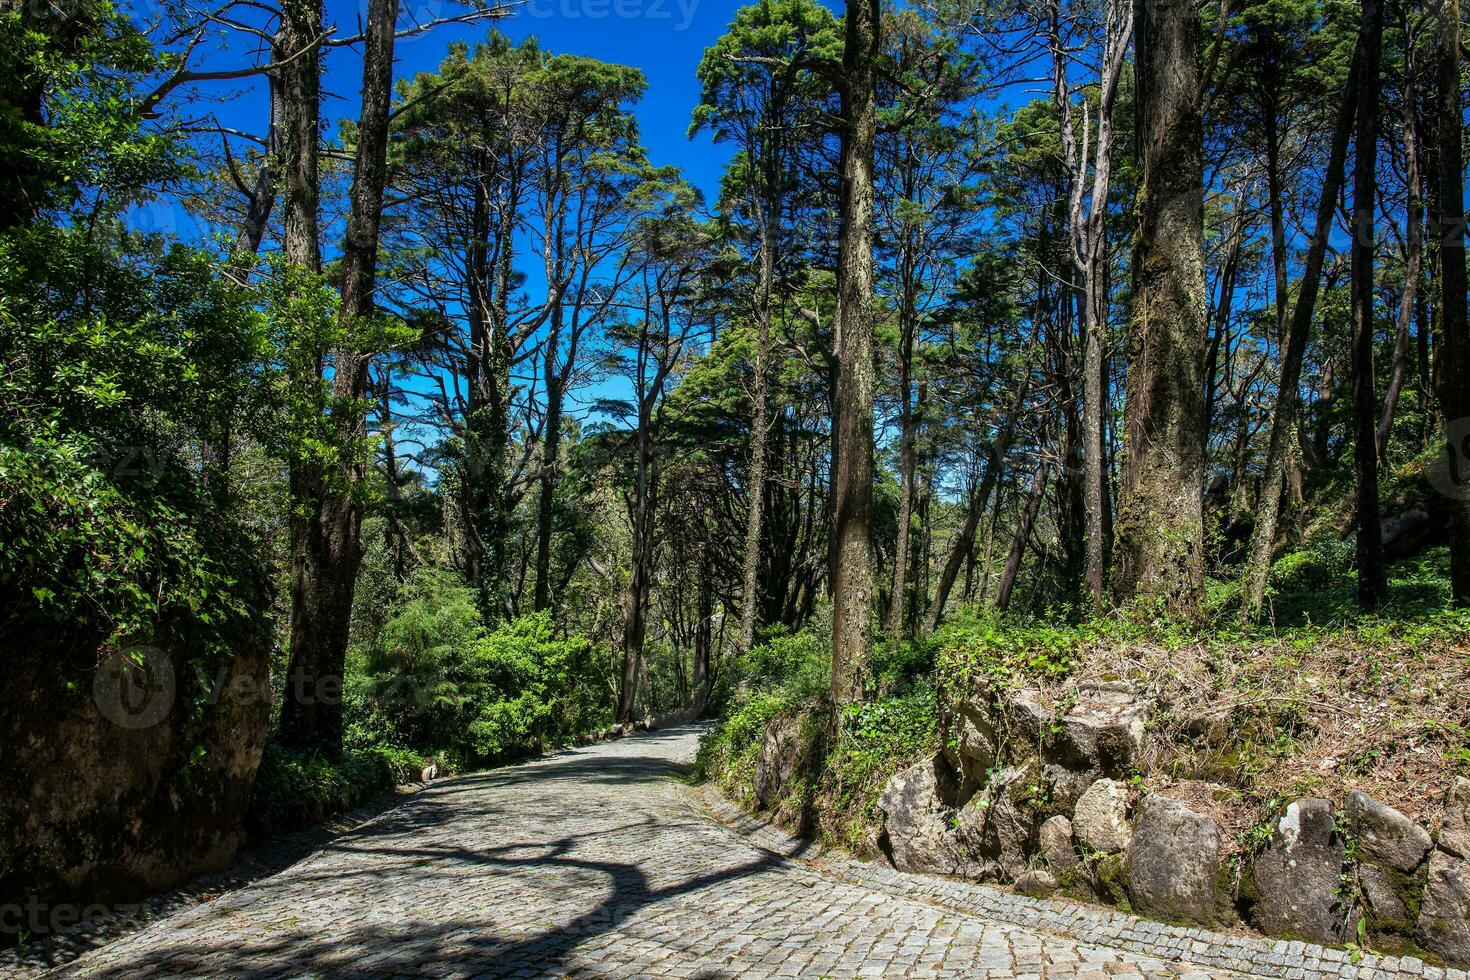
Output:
464,611,610,761
694,690,787,784
0,225,273,679
838,687,938,758
0,0,177,221
1262,538,1462,627
819,689,940,851
932,607,1082,686
247,741,429,837
732,627,831,701
345,569,613,767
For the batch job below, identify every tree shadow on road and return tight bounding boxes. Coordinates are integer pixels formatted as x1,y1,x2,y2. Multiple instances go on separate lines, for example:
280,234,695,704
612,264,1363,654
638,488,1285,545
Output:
72,731,813,979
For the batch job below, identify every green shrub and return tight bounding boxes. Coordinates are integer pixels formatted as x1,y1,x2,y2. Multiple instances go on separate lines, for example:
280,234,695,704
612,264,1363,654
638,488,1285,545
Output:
816,689,939,853
694,690,787,786
247,742,428,837
734,628,830,701
933,607,1082,686
346,570,612,767
464,611,611,762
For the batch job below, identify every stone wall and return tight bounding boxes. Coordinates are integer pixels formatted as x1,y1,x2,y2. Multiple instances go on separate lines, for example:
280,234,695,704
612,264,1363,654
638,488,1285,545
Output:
0,624,272,922
866,679,1470,969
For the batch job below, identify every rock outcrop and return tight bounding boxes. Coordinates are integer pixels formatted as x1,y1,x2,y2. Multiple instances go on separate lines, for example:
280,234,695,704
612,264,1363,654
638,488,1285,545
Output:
1039,815,1080,877
1347,791,1432,873
1420,850,1470,964
754,713,813,810
1128,794,1225,926
870,678,1470,968
1072,778,1132,854
878,755,970,876
953,764,1038,882
1439,777,1470,861
1,627,271,915
1249,798,1357,944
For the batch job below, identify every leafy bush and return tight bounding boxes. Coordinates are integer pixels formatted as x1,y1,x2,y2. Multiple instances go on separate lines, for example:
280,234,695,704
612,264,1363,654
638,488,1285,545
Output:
694,690,787,788
0,226,276,726
932,607,1082,686
247,742,428,837
816,688,940,852
345,568,613,767
733,627,830,701
464,611,610,762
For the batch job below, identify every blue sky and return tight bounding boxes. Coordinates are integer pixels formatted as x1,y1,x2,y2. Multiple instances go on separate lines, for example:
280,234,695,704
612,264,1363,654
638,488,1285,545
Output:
329,0,798,204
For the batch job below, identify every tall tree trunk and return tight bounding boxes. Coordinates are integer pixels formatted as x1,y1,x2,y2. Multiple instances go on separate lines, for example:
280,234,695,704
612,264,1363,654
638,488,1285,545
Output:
1435,0,1470,605
1241,46,1362,618
279,0,399,753
693,540,714,711
1114,0,1208,616
1350,0,1387,611
277,0,327,749
829,0,880,724
887,312,918,634
737,218,774,654
1079,0,1129,607
924,374,1031,632
996,462,1049,611
1203,206,1246,442
618,401,658,722
467,173,518,620
380,365,414,581
534,367,563,612
1379,83,1423,462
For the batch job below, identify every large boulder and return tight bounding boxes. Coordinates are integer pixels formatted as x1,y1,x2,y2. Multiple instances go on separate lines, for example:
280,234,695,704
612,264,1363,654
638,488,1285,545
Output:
1249,798,1358,944
1055,682,1149,773
1438,777,1470,861
1039,815,1081,877
941,702,997,795
949,681,1150,813
954,764,1039,882
753,713,813,810
1072,778,1132,854
1358,863,1414,936
879,755,969,876
1048,682,1150,809
1015,869,1059,898
1346,791,1432,872
1420,850,1470,966
1128,794,1225,926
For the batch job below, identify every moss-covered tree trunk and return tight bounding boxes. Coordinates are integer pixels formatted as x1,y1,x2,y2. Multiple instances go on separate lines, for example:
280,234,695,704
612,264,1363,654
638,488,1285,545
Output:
1113,0,1207,616
829,0,880,725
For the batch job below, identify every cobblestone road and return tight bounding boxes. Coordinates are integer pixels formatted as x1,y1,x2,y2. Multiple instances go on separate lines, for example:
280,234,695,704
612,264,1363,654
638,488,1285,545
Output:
47,726,1257,978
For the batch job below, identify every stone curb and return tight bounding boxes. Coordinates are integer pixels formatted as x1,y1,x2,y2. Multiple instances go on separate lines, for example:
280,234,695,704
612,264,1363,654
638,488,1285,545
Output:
697,782,1467,980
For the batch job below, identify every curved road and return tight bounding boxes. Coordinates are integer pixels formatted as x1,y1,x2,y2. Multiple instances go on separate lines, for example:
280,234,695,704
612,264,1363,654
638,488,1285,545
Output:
50,726,1244,978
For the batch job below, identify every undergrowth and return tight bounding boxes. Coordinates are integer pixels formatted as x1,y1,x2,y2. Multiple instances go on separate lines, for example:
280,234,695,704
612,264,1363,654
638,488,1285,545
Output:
698,546,1470,863
247,742,433,838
